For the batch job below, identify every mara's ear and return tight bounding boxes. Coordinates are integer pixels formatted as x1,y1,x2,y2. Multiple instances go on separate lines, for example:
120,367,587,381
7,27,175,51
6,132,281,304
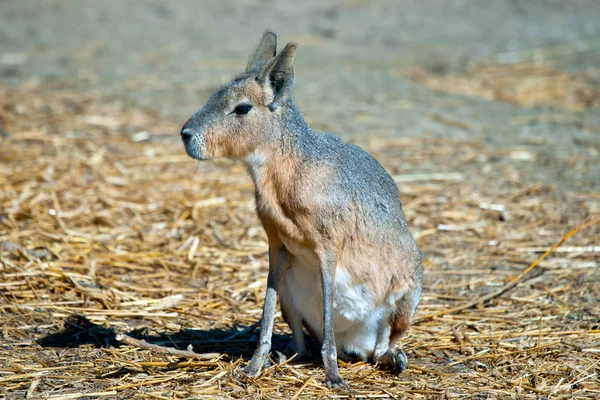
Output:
246,31,278,74
257,42,297,111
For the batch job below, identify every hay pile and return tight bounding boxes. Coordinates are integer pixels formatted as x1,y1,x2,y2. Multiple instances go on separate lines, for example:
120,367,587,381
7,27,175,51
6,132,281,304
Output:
0,82,599,399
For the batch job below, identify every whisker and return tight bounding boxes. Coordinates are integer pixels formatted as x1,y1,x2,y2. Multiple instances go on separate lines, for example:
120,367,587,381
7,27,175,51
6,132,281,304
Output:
207,59,223,86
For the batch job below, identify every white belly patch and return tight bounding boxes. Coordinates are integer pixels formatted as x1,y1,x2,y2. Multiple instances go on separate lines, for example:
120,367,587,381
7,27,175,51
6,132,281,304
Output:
279,240,388,357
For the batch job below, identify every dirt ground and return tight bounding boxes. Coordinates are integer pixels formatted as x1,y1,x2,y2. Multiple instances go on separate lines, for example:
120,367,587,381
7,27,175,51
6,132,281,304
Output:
1,1,599,399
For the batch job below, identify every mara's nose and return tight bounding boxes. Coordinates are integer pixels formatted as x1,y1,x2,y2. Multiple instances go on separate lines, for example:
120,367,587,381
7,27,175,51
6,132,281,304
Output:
180,128,193,141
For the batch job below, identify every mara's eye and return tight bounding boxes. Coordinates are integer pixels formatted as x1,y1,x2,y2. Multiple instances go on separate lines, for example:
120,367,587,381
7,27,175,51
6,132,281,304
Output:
233,104,252,115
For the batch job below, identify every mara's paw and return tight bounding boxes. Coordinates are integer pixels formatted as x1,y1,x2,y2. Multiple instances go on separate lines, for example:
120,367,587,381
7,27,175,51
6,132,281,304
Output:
374,348,408,374
325,373,349,389
391,348,408,373
239,362,262,378
233,366,258,384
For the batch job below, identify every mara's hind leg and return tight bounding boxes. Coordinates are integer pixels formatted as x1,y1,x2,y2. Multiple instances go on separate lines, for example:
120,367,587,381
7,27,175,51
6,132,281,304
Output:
373,322,408,373
279,282,308,359
373,286,421,373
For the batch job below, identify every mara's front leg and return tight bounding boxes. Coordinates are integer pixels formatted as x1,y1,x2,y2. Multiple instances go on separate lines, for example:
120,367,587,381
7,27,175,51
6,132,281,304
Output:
242,246,288,377
317,247,348,389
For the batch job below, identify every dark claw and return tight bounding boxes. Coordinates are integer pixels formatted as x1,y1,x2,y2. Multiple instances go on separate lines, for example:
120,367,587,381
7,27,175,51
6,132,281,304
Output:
392,348,408,374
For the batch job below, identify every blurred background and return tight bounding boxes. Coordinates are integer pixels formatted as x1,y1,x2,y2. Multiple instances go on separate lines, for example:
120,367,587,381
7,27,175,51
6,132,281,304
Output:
1,0,599,191
2,2,599,397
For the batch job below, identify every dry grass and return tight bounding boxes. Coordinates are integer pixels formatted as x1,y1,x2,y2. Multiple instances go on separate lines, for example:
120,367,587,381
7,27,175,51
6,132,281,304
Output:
1,81,599,399
410,63,600,112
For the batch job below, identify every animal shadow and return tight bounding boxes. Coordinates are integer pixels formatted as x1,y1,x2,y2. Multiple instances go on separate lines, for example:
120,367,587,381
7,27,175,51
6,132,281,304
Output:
36,315,320,363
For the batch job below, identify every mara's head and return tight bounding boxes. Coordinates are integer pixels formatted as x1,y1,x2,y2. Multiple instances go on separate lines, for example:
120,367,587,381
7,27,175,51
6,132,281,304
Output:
180,31,297,161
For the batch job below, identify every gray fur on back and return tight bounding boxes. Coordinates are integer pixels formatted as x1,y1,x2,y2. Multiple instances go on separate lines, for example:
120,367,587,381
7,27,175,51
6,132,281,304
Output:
282,100,411,243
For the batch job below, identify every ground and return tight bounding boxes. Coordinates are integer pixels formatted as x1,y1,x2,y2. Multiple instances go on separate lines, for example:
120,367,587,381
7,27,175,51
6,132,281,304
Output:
1,1,599,399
